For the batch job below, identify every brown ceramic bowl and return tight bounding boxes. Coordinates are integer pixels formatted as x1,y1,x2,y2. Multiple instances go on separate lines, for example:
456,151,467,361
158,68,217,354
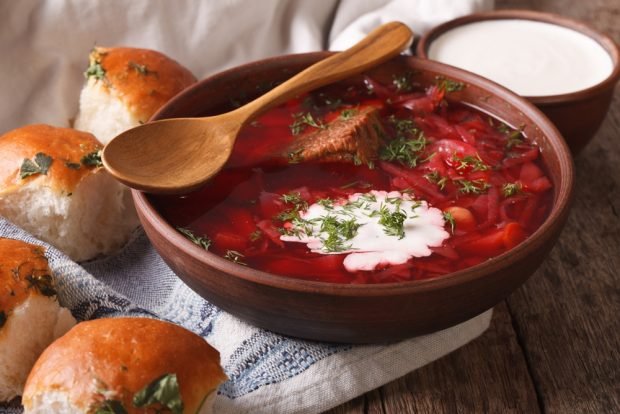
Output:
416,10,620,155
133,52,574,343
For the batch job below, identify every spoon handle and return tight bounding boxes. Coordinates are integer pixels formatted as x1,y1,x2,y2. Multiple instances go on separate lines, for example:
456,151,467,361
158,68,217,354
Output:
234,21,414,122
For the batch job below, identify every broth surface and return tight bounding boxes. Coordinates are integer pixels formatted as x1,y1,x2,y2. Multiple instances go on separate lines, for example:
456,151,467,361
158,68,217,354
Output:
153,74,553,283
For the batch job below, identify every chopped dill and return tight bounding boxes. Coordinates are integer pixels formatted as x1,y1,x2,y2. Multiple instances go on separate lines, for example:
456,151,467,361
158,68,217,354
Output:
435,75,465,92
502,182,523,197
319,215,360,252
377,203,407,239
380,132,427,168
290,112,325,135
456,179,491,194
249,230,262,242
453,153,490,171
392,71,414,92
443,211,456,234
316,198,334,209
424,170,448,190
506,128,525,149
340,108,358,120
177,227,211,250
224,250,247,265
287,148,304,164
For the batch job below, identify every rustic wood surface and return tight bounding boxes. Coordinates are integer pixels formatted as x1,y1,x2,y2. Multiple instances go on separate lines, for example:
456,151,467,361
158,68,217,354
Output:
326,0,620,412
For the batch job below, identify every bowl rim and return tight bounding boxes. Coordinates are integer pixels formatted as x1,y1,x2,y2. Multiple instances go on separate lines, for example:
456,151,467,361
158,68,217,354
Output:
416,9,620,105
138,51,575,297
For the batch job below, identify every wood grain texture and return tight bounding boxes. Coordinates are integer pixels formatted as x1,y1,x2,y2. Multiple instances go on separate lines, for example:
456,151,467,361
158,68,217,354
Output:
325,304,540,414
500,0,620,413
327,0,620,412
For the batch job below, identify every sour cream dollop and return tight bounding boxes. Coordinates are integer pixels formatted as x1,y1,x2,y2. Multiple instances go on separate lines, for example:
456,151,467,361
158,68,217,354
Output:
280,190,450,272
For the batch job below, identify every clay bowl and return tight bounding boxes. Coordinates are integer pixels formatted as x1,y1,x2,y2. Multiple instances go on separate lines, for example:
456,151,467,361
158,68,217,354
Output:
133,52,574,343
416,10,620,155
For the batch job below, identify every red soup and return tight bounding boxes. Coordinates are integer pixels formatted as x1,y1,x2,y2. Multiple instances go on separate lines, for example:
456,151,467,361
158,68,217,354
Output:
152,74,553,284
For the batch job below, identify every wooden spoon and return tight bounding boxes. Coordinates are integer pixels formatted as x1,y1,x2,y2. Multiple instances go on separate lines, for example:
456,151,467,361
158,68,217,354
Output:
102,22,413,194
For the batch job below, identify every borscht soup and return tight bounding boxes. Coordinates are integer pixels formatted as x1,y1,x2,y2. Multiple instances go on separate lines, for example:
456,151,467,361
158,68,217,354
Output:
152,71,553,284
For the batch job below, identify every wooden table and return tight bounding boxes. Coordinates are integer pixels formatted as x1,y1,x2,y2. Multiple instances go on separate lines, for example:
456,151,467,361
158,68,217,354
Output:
328,0,620,412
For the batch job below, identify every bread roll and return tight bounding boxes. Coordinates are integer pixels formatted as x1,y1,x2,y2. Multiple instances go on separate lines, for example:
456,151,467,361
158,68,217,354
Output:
74,46,197,144
0,238,75,401
23,317,227,414
0,124,139,261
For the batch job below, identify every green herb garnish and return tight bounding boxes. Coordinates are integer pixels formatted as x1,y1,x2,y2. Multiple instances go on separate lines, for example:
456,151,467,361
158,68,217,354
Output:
249,230,262,242
388,115,418,137
85,61,105,81
81,150,103,167
0,311,6,329
84,48,107,82
316,198,334,209
276,192,308,222
290,112,325,135
340,180,372,190
276,209,301,222
506,128,525,149
497,122,511,134
424,171,448,190
177,227,211,250
280,192,307,209
443,211,456,234
224,250,247,265
319,215,360,252
287,148,304,164
502,182,523,197
20,153,53,179
65,161,81,170
321,95,343,109
456,179,491,194
25,274,56,297
128,61,152,76
435,76,465,92
340,108,358,120
377,203,407,239
380,133,427,168
95,400,128,414
392,71,414,92
133,373,184,414
453,153,489,172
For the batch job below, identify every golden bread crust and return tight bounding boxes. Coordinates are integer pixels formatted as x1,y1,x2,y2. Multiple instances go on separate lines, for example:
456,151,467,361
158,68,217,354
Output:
23,317,227,413
0,238,52,325
89,46,197,122
0,124,102,194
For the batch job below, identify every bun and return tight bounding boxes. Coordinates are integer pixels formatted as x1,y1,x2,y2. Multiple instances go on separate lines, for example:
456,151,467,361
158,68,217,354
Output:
23,317,227,414
0,238,75,401
0,124,139,261
74,46,197,144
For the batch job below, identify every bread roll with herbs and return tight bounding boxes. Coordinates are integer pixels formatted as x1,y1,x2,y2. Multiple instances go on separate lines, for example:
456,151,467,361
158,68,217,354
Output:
0,124,139,261
0,238,76,401
74,46,197,144
23,317,227,414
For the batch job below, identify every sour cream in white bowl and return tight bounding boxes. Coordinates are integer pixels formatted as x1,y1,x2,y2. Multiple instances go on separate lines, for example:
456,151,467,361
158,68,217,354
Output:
417,10,620,154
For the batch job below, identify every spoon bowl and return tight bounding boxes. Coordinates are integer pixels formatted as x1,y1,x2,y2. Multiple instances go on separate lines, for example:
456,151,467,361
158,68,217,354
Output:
102,22,414,194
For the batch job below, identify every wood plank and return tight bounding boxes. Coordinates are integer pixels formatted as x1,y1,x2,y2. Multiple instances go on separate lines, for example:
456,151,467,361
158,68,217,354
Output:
498,0,620,413
325,303,540,414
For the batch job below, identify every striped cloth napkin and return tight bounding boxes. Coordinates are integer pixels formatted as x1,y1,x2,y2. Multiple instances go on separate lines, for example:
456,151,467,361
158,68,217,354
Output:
0,218,491,414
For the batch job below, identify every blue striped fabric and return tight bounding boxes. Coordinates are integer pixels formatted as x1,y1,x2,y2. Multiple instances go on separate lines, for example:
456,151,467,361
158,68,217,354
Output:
0,219,491,414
